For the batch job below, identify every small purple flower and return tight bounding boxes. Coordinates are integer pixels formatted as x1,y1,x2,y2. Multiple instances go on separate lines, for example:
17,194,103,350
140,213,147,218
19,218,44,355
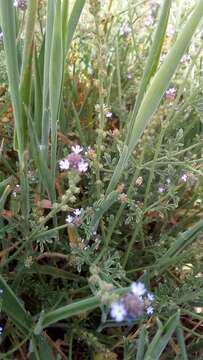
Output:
180,173,188,182
146,306,154,315
147,293,155,302
131,282,146,297
165,88,176,100
0,32,3,41
71,145,83,154
66,215,74,224
13,0,27,10
181,54,191,64
145,15,153,27
73,208,82,216
78,160,88,173
110,301,127,322
158,186,165,193
119,24,131,37
59,159,70,170
0,326,3,335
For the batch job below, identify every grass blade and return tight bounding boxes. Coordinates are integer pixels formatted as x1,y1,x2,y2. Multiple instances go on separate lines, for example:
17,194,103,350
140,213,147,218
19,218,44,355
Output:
144,311,180,360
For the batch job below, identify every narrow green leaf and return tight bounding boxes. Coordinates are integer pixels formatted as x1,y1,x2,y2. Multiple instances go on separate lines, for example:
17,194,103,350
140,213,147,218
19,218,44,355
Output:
144,311,180,360
136,326,148,360
49,0,63,183
36,287,130,331
175,325,188,360
66,0,85,53
0,275,32,334
127,0,172,142
19,0,38,144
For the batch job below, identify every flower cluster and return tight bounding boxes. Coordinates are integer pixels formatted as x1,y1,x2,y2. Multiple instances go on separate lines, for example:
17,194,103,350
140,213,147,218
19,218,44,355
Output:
13,0,27,10
66,208,82,225
59,145,89,174
110,282,154,322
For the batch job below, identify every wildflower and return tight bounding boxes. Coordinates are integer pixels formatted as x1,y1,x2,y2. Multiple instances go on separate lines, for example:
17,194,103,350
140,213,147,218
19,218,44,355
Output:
180,173,188,182
122,293,144,319
147,293,155,301
165,87,176,100
146,306,154,315
145,15,153,27
110,301,127,322
13,0,27,10
0,326,3,335
181,54,191,64
78,160,88,173
73,208,82,216
131,282,146,297
158,186,165,193
71,145,83,154
0,32,3,41
59,159,70,170
106,111,113,118
0,289,3,294
66,215,74,224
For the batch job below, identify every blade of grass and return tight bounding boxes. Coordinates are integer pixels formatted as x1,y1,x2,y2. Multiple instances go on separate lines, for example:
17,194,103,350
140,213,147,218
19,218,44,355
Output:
127,0,172,142
0,275,32,335
144,311,180,360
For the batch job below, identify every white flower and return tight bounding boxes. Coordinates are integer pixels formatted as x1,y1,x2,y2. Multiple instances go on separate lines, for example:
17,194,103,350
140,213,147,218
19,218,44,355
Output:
71,145,83,154
110,301,127,322
59,159,70,170
181,174,188,182
66,215,74,224
73,208,81,216
147,293,155,301
146,306,154,315
131,282,146,297
106,112,113,118
78,160,88,173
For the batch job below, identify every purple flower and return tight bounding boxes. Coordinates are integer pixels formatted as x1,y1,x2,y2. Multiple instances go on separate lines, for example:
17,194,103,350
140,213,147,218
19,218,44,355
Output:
78,160,88,173
146,306,154,315
59,159,70,170
71,145,83,154
180,173,188,182
13,0,27,10
147,293,155,302
131,282,146,297
0,32,3,41
0,326,3,335
110,301,127,322
67,153,82,169
158,186,165,193
165,87,176,100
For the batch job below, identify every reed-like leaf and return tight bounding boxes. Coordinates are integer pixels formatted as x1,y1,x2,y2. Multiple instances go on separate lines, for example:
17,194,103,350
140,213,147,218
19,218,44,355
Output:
49,0,63,184
127,0,172,142
0,275,32,334
144,311,180,360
